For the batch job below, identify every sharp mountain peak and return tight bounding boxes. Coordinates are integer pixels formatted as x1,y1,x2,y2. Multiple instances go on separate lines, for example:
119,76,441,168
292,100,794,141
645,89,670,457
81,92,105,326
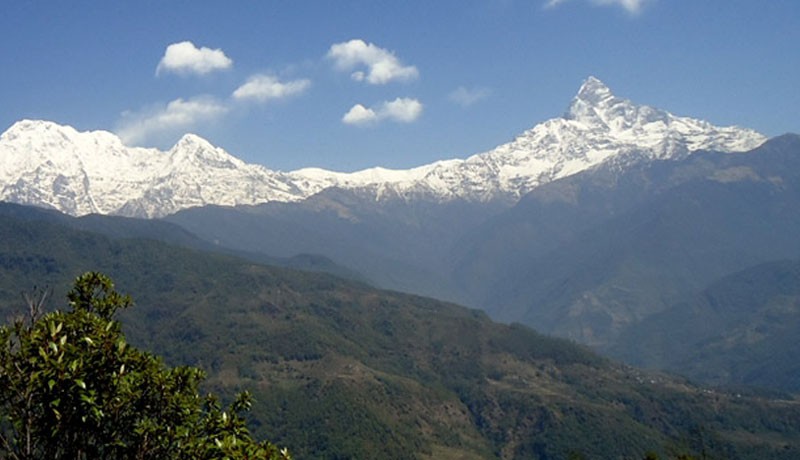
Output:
574,76,614,104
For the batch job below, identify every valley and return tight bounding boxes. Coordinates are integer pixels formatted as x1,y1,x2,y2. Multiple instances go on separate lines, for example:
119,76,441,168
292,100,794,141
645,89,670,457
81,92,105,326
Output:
1,204,799,459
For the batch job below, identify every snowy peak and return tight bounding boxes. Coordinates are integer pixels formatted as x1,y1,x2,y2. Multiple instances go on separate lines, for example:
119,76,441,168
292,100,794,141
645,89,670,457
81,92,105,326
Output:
168,133,244,170
559,77,764,154
2,119,121,148
565,76,663,130
566,76,619,122
573,76,614,107
381,77,767,202
2,119,72,139
175,133,213,149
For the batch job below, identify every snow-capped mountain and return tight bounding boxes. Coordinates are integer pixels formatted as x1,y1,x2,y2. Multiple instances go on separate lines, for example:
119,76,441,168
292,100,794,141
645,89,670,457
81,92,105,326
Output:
0,77,766,217
300,76,765,202
0,122,316,217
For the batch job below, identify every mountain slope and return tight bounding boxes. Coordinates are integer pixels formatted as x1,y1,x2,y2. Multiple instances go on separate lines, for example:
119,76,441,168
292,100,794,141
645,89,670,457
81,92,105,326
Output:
456,134,800,348
0,77,765,217
0,202,363,281
166,191,502,300
611,258,800,391
1,207,799,459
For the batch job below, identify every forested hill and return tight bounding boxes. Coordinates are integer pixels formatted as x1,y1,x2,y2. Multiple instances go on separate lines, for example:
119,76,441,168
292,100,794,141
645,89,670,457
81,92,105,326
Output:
1,204,799,459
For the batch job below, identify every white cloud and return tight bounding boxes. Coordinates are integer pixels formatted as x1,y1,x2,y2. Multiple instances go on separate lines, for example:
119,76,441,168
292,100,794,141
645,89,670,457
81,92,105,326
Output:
232,75,311,103
342,98,423,126
545,0,649,14
594,0,648,13
327,39,419,85
448,86,491,107
117,96,229,145
382,98,424,122
156,41,233,76
342,104,378,125
544,0,569,8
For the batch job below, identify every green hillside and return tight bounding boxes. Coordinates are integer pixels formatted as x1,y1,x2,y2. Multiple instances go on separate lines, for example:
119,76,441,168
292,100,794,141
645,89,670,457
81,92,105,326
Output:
1,208,799,459
612,258,800,392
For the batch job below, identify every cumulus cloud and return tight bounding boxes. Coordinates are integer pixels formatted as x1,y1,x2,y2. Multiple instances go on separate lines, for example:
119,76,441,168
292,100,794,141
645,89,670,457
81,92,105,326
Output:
232,75,311,103
116,96,229,145
382,98,424,122
545,0,649,14
342,104,378,125
448,86,491,107
156,41,233,76
342,97,423,126
327,39,419,85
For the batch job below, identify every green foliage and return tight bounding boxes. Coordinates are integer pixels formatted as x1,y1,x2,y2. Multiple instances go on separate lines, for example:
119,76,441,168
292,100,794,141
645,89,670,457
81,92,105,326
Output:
0,272,290,460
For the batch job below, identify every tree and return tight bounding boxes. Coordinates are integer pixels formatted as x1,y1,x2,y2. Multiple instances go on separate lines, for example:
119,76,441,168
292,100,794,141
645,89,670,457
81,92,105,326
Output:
0,272,291,460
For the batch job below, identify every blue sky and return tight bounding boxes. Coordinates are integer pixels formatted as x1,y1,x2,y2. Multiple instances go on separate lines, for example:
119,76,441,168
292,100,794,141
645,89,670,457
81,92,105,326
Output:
2,0,798,171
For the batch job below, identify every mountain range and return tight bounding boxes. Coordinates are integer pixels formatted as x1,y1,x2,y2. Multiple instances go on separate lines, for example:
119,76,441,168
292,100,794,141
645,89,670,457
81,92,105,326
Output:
0,77,765,218
3,76,799,394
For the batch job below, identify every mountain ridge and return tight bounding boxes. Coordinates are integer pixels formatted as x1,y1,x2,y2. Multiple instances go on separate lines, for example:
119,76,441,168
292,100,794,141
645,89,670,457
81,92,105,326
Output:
0,77,765,217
